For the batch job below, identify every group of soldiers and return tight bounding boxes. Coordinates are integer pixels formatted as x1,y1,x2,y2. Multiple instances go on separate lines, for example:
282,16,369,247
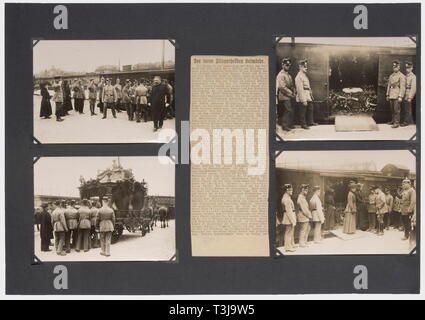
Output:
39,75,174,131
276,58,416,131
36,198,115,257
279,178,416,253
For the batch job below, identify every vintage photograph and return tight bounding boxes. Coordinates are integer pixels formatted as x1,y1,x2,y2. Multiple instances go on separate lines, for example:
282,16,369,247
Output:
34,156,175,261
276,37,417,141
33,40,175,143
276,150,417,255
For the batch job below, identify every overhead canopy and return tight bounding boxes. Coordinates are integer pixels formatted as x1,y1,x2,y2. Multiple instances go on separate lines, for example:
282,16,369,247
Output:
278,37,416,48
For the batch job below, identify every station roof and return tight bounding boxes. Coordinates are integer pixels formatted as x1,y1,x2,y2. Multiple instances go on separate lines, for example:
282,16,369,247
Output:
278,37,416,48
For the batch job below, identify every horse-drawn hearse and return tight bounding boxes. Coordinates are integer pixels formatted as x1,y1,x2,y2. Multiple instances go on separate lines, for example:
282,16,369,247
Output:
79,160,154,243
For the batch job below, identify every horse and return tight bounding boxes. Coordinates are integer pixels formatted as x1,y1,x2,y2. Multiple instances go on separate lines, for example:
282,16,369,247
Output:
158,206,169,228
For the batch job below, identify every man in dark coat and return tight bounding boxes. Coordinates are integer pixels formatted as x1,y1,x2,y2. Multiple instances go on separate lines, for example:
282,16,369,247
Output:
149,76,169,131
39,82,52,119
39,203,54,252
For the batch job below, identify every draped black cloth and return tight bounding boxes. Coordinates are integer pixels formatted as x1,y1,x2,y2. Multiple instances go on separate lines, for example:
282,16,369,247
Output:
39,87,52,118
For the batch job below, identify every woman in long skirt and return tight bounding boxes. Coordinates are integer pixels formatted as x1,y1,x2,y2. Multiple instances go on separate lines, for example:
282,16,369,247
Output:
39,82,52,119
343,183,357,234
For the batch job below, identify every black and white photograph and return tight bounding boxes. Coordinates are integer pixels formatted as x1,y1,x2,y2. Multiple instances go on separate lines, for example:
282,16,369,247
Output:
33,156,175,261
33,40,175,143
276,37,417,141
276,150,417,255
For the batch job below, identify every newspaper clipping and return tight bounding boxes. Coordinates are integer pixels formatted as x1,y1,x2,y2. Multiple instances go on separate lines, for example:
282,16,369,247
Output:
190,56,269,256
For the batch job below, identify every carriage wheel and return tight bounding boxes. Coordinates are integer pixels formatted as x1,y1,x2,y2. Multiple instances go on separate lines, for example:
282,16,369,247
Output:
111,225,124,244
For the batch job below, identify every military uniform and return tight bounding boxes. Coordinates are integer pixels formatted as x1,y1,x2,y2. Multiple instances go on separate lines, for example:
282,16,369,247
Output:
102,83,117,118
114,83,122,111
386,61,406,127
295,60,315,128
73,82,85,114
310,192,324,242
385,192,394,229
297,189,312,247
52,82,64,121
76,205,91,252
400,185,416,239
281,190,296,252
136,84,149,122
64,205,79,252
97,81,105,112
90,206,99,248
98,205,115,257
402,63,416,125
150,83,169,130
367,191,377,231
122,83,132,120
276,59,295,131
374,189,388,235
51,206,68,255
88,82,97,115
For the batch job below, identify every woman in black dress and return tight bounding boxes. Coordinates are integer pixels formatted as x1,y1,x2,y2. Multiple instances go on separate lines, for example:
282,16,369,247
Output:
39,82,52,119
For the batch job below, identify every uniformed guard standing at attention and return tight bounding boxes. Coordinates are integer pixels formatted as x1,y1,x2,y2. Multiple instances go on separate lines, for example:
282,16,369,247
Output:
276,58,295,131
114,78,123,112
310,186,325,243
297,184,312,247
122,79,132,120
401,61,416,126
102,78,117,119
367,186,377,232
386,60,406,128
295,59,317,129
76,199,91,252
98,198,116,257
136,79,149,123
51,200,68,256
52,77,64,122
400,179,416,240
64,200,79,253
281,184,297,252
374,186,388,236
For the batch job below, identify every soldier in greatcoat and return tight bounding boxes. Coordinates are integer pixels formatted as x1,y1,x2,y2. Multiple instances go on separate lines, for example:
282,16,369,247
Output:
400,179,416,240
52,77,64,122
102,78,117,119
87,79,97,116
297,184,312,247
295,60,317,129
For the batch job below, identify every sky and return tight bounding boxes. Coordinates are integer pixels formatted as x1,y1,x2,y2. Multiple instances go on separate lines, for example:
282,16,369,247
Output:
33,40,175,74
276,150,416,173
279,37,416,48
34,156,175,197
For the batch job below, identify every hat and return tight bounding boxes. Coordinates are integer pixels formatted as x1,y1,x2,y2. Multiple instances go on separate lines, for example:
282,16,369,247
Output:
41,203,49,208
402,178,411,184
300,184,309,190
298,59,308,67
392,60,401,67
405,61,413,68
312,185,320,192
282,184,293,192
54,200,61,206
282,57,291,65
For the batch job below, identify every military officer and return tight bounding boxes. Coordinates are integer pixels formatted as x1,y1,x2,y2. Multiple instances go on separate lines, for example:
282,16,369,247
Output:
76,199,91,252
52,77,64,122
97,77,105,113
114,78,123,112
400,179,416,240
276,58,295,131
87,79,97,116
51,200,68,256
310,186,325,243
281,184,297,252
129,80,137,121
401,61,416,126
90,201,100,248
150,75,169,131
374,186,388,236
136,79,149,122
386,60,406,128
297,184,312,247
102,78,117,119
295,60,317,129
98,198,116,257
367,186,377,232
64,200,79,253
122,79,132,121
384,187,394,230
